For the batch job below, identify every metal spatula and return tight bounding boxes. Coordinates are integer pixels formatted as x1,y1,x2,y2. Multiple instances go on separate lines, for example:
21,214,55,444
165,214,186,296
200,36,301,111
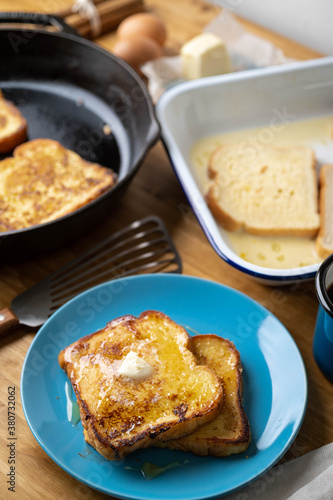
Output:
0,216,182,336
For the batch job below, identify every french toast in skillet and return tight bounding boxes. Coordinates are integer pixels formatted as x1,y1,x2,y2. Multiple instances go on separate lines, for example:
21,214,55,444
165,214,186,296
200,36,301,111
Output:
0,138,116,232
160,334,251,456
0,91,27,153
58,311,223,460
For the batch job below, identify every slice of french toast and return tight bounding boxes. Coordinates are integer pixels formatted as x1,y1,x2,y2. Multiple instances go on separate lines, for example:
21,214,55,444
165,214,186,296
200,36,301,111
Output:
0,138,116,232
58,311,223,460
0,91,27,153
160,334,251,456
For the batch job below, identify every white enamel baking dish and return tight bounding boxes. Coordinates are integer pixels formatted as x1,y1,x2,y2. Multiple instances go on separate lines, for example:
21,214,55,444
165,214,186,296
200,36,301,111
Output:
155,56,333,284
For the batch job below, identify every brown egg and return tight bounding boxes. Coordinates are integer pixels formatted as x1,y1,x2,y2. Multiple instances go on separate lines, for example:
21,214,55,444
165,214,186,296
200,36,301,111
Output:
116,13,167,47
112,35,163,71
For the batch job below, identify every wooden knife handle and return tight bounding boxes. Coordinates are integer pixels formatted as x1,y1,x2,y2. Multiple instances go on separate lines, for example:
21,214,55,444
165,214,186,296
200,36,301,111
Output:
0,308,20,336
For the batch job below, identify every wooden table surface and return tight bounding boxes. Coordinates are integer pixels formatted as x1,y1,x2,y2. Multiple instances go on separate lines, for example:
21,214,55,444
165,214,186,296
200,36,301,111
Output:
0,1,330,499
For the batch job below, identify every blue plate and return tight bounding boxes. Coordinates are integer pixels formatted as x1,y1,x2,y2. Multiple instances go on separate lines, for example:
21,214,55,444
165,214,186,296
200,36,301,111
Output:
21,274,307,500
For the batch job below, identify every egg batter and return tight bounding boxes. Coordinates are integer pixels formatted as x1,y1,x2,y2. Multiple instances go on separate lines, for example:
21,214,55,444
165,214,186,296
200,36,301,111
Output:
190,116,333,269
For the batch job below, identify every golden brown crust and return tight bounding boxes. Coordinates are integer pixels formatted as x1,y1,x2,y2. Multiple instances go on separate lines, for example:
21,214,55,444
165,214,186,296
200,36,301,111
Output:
160,334,251,457
0,97,27,153
59,311,223,460
0,138,117,232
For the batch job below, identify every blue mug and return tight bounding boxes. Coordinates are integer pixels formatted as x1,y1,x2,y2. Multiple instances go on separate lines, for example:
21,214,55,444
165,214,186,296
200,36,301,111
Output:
313,253,333,382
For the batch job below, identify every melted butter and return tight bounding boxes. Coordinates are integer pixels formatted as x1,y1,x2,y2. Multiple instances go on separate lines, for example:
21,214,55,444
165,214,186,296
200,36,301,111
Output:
118,351,153,380
190,116,333,269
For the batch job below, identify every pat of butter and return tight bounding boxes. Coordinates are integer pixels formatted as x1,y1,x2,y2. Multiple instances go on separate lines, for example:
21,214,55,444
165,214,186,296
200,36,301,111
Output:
180,33,230,80
118,351,153,380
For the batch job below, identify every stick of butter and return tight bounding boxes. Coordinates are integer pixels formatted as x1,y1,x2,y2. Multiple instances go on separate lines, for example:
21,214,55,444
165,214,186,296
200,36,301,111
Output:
180,33,231,80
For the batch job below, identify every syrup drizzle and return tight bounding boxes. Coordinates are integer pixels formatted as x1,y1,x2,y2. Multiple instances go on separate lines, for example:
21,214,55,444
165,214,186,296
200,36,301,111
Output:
63,382,189,480
64,380,80,427
125,459,189,480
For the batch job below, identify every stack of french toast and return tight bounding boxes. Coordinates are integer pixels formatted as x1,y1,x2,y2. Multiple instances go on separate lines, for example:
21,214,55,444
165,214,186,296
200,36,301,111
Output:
58,310,251,460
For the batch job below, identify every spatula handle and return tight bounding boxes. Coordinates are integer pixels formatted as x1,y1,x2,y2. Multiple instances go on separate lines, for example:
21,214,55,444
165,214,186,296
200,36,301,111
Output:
0,308,19,336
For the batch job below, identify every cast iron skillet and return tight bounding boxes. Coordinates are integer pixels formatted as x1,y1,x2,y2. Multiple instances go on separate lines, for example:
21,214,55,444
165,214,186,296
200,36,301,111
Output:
0,12,160,262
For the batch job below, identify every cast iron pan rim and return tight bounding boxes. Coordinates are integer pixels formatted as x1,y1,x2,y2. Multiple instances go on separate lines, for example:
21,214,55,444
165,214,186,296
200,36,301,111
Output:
0,26,158,125
0,26,160,238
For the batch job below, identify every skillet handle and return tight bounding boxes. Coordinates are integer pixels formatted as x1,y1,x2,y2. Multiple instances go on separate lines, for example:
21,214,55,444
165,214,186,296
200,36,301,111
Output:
0,12,78,36
0,308,19,336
